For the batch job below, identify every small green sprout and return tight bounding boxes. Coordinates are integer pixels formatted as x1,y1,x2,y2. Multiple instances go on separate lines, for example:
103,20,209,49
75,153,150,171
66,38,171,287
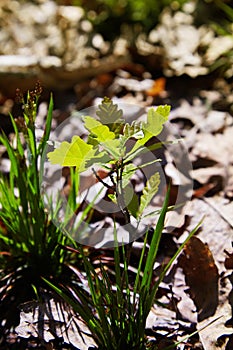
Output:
48,98,170,222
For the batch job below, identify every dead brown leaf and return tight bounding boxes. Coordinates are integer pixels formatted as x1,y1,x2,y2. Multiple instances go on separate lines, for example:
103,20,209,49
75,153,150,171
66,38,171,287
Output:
179,236,219,322
225,247,233,270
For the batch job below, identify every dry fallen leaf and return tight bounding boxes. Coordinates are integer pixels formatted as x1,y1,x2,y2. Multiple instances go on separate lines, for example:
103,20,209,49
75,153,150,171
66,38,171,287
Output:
192,126,233,165
15,297,95,349
224,246,233,270
179,236,219,322
178,199,233,349
146,77,166,97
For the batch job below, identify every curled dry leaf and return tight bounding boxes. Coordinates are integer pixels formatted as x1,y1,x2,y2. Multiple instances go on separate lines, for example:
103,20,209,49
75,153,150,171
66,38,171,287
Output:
225,246,233,270
178,236,219,322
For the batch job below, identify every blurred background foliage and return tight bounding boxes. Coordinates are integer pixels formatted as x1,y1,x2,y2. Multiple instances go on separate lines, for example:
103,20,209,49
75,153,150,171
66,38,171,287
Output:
53,0,233,78
68,0,233,77
55,0,188,40
55,0,232,39
0,0,231,88
198,0,233,76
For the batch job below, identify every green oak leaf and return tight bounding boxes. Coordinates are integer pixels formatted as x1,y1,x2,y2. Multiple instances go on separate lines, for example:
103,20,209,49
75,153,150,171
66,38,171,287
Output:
101,139,123,159
125,105,170,161
144,105,170,137
137,172,160,218
96,97,123,125
123,121,144,140
83,116,115,142
121,163,137,188
47,135,97,172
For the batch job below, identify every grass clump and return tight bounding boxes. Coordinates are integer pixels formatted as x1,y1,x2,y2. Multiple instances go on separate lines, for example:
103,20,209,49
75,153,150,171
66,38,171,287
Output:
45,193,200,349
0,83,75,333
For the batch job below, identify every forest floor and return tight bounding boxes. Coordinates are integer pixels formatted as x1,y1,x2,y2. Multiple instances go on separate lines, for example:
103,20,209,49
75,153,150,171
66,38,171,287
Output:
0,1,233,348
0,62,232,349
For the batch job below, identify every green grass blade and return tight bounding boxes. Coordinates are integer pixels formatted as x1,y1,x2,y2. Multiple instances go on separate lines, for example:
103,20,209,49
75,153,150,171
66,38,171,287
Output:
37,94,54,155
0,134,19,179
133,230,148,296
67,167,80,212
9,114,24,157
42,278,100,332
152,217,204,296
141,185,170,290
79,248,111,343
164,315,223,350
